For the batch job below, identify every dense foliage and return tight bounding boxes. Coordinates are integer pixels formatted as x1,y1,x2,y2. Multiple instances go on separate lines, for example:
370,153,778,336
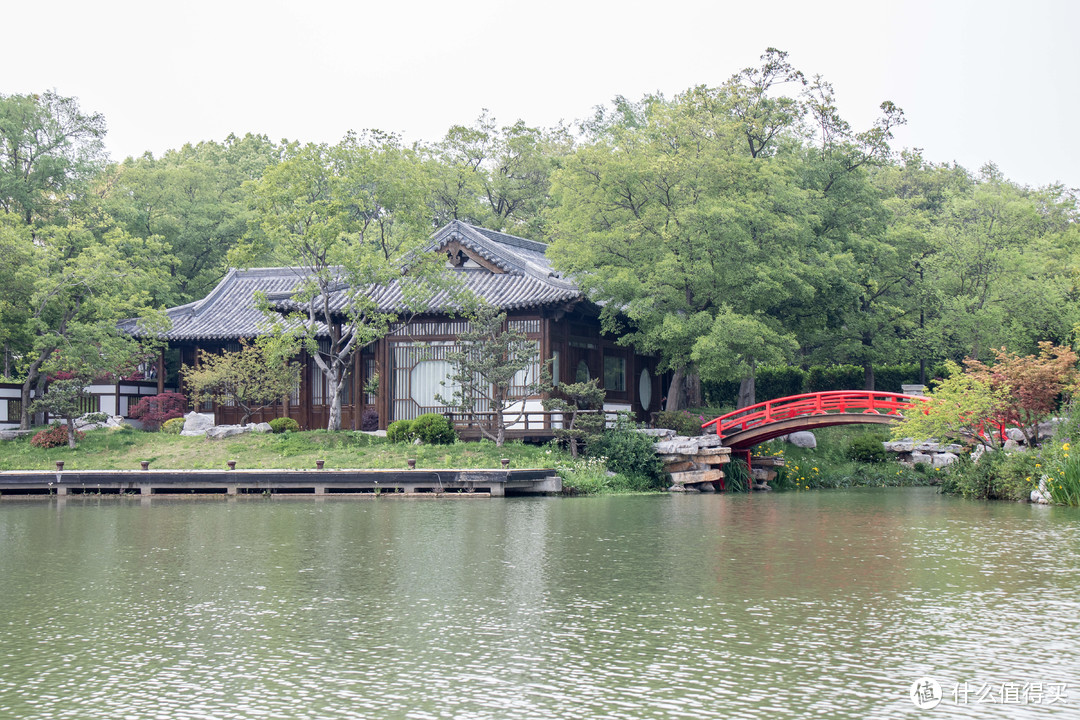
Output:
31,423,85,449
129,392,188,430
269,417,300,434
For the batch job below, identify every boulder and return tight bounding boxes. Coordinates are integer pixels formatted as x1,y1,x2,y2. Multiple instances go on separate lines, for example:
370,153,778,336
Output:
787,431,816,449
914,441,940,453
910,451,933,466
931,452,959,468
884,440,914,453
250,422,273,434
1006,428,1026,443
205,424,251,440
180,412,215,437
636,428,676,440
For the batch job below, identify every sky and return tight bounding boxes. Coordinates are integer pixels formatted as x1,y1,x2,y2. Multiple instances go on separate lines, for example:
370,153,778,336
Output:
4,0,1078,190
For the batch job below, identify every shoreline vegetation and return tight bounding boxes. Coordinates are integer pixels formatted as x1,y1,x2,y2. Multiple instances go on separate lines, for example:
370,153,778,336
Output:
1,422,937,496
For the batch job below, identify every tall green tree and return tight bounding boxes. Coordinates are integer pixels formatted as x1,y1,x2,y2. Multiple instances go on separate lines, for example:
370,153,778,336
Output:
243,133,457,431
97,133,283,305
0,91,106,228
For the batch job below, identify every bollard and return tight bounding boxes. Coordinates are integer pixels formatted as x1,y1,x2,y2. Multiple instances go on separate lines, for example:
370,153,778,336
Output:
316,460,325,470
501,458,510,468
227,461,236,470
56,461,65,471
140,461,150,471
407,458,416,470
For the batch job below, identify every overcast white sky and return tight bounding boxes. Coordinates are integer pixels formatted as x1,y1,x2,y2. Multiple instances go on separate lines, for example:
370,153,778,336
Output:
4,0,1077,189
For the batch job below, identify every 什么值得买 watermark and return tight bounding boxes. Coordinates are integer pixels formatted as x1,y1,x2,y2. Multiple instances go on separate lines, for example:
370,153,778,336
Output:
910,676,1068,710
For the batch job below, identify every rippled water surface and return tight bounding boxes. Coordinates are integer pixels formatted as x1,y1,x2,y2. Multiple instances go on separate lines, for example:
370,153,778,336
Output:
2,488,1079,718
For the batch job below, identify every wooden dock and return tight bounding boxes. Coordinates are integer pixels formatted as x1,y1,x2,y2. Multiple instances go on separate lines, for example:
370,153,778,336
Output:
0,468,562,498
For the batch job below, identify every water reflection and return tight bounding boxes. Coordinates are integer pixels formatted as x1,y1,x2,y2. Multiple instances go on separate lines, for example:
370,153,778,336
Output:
1,489,1078,718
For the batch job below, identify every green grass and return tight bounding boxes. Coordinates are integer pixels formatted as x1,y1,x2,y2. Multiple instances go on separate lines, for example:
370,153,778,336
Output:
0,426,562,473
752,425,935,491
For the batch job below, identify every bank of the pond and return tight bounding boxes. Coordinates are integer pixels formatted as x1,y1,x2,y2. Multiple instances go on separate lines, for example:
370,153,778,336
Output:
0,426,655,496
746,425,938,491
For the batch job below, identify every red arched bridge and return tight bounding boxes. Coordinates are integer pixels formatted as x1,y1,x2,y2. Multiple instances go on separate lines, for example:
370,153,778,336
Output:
701,391,928,453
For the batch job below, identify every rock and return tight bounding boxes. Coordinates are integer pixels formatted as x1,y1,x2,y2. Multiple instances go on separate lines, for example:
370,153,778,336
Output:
914,441,940,453
751,481,773,492
653,435,723,455
205,425,251,440
901,384,927,396
910,452,933,466
884,440,914,453
1006,428,1026,442
250,422,273,434
970,445,990,463
931,452,959,468
668,484,689,492
942,444,964,453
698,482,717,493
637,428,676,440
787,431,816,449
1003,439,1026,452
1031,478,1051,504
180,412,215,437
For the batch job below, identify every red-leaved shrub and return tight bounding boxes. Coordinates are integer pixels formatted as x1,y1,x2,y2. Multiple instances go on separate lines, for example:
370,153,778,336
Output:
129,392,188,430
31,424,85,448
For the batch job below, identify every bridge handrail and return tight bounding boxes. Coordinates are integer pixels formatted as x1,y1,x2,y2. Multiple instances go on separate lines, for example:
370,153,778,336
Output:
702,390,929,438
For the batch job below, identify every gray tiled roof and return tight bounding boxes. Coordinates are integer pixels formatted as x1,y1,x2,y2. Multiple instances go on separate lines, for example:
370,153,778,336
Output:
271,221,582,317
124,222,584,341
120,267,323,341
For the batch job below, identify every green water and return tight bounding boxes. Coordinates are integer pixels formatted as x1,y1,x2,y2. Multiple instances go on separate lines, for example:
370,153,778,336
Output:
1,489,1078,719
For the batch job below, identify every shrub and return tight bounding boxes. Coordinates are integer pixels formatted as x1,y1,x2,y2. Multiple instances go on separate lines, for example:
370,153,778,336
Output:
269,417,300,434
654,410,706,436
410,413,456,445
846,433,889,463
361,408,379,432
161,417,186,435
129,392,187,430
386,419,415,443
940,451,1036,501
587,418,665,490
31,423,85,449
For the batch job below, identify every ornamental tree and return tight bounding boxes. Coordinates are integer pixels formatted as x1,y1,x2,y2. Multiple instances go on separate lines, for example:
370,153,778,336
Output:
183,341,301,425
964,342,1079,447
892,361,1008,448
436,304,542,447
28,379,93,448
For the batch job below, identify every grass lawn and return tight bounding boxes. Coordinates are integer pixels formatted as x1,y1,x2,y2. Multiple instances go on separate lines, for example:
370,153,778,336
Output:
0,426,561,473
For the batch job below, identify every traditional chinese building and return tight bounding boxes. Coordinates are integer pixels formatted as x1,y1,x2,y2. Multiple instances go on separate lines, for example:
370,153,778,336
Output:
124,221,661,437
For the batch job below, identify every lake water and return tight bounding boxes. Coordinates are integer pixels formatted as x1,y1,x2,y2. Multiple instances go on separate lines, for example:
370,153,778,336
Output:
1,488,1078,719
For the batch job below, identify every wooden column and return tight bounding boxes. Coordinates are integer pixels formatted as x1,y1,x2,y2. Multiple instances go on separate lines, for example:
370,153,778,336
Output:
156,350,165,395
352,347,361,430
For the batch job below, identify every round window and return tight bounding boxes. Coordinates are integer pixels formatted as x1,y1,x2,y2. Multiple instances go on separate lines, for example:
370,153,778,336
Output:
639,368,652,410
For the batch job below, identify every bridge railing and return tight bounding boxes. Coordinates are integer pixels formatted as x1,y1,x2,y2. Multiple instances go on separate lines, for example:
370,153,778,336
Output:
702,390,928,439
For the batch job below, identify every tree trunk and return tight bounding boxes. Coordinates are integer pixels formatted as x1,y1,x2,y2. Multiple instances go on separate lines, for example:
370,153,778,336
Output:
686,368,702,408
665,367,685,411
326,373,342,431
737,360,756,409
864,362,875,391
919,358,926,385
19,351,48,430
66,416,77,449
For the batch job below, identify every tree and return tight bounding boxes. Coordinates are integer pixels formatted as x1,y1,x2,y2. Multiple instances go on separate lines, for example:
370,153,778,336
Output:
28,379,93,448
965,342,1078,446
893,361,1007,448
426,112,571,237
437,304,542,447
9,220,168,429
0,91,106,228
243,133,455,431
98,134,283,305
541,378,605,458
183,340,301,425
549,62,816,410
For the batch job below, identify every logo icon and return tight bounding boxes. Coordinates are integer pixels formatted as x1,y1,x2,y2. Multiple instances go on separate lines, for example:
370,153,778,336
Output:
910,677,943,709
